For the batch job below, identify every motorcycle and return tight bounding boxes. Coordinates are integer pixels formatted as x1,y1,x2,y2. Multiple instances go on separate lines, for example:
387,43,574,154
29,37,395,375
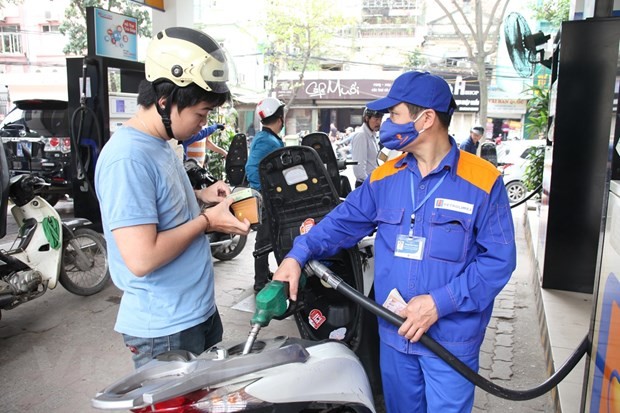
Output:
0,173,110,319
91,259,376,413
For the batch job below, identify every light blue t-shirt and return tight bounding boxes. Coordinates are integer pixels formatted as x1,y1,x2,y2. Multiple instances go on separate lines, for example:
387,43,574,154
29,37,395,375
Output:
95,126,215,338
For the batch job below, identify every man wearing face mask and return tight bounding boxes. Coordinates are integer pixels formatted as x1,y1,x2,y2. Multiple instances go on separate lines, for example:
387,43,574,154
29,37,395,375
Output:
245,97,286,292
273,71,516,413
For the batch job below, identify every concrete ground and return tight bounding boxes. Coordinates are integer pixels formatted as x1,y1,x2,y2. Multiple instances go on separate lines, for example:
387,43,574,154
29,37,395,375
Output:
0,200,555,413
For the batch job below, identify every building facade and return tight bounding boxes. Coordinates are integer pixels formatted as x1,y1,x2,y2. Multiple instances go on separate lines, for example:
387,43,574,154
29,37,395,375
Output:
0,0,71,117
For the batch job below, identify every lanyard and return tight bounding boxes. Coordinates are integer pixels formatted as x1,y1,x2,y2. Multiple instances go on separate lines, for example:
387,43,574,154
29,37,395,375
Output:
408,170,448,237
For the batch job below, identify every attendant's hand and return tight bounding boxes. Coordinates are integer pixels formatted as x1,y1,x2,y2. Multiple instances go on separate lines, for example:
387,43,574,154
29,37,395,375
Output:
398,294,439,343
273,258,303,301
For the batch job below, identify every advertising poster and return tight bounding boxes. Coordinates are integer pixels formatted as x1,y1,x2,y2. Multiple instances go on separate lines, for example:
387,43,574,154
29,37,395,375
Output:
94,9,138,62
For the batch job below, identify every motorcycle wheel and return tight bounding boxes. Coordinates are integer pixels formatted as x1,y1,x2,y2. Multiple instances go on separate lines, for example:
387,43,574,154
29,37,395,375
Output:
212,234,247,261
59,228,111,296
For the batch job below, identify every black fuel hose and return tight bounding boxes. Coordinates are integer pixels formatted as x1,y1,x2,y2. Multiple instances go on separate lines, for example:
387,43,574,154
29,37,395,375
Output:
308,260,590,401
510,183,543,209
70,57,102,198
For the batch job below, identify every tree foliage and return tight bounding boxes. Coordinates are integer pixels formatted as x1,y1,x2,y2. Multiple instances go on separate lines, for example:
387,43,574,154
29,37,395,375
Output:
521,83,550,192
531,0,570,27
523,83,550,138
0,0,22,8
403,49,426,71
431,0,511,124
59,0,151,56
262,0,352,107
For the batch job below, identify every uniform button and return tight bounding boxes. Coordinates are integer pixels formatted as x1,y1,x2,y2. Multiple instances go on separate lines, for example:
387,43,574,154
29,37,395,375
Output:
419,184,425,190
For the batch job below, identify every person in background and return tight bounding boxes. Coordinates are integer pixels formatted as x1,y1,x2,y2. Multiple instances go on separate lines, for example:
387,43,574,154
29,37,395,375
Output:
272,71,516,413
335,126,355,160
183,123,228,166
329,122,339,142
95,27,250,369
245,97,286,293
351,107,382,187
460,125,485,155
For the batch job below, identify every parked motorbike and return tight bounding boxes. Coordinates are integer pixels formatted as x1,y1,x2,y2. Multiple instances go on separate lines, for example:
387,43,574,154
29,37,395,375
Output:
184,158,248,261
0,173,110,319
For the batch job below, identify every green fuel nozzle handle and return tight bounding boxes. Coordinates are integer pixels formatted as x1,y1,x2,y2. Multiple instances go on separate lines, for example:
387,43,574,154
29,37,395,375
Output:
251,281,290,327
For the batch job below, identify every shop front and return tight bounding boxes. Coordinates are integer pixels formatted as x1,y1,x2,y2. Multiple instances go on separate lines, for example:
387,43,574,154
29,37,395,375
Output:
487,95,527,141
274,71,481,139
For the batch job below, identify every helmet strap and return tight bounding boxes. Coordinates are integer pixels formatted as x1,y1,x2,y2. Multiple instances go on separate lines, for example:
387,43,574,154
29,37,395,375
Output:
152,83,177,140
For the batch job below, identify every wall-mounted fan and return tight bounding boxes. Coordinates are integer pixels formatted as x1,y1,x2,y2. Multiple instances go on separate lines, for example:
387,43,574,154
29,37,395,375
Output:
504,12,552,77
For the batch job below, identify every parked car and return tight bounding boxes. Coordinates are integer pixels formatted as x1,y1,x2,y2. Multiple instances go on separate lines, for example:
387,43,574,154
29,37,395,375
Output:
497,140,546,204
0,99,72,206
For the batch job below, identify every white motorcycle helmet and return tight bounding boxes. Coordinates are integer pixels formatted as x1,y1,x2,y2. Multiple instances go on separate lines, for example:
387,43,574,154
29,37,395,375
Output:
145,27,229,93
257,97,285,122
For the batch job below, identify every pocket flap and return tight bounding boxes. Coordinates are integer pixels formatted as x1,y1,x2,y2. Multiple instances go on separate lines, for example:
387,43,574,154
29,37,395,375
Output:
430,212,471,230
376,208,404,224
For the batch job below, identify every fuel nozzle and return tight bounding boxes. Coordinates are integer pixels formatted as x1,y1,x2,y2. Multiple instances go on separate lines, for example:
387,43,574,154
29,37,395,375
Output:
251,280,289,327
242,281,289,355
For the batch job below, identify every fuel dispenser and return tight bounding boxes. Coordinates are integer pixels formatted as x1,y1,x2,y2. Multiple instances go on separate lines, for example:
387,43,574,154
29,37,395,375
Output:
532,16,620,411
66,7,144,229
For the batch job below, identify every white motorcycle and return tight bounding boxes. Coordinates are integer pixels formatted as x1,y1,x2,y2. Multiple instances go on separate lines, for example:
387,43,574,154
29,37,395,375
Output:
92,259,376,413
0,173,110,318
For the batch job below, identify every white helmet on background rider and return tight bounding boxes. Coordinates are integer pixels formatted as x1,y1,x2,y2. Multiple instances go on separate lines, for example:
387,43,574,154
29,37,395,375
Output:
257,97,285,123
145,27,229,93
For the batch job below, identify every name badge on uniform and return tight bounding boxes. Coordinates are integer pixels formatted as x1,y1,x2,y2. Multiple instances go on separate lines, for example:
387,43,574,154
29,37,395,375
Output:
394,234,425,260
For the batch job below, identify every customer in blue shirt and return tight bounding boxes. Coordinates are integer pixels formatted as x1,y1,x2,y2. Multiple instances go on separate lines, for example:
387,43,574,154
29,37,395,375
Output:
460,125,484,155
95,28,250,369
273,71,516,413
245,97,286,292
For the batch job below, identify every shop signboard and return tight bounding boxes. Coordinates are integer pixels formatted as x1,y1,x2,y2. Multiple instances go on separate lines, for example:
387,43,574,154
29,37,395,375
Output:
275,79,394,101
129,0,164,10
275,72,480,113
442,73,480,112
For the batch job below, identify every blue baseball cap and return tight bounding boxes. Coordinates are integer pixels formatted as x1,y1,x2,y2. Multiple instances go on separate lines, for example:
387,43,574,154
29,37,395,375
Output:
366,71,457,115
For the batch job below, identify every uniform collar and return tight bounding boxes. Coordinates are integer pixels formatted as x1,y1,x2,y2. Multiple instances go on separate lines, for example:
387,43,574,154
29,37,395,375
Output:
395,135,460,179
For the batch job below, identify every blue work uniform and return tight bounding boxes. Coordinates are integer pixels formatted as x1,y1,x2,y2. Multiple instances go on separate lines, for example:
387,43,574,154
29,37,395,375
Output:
285,137,516,412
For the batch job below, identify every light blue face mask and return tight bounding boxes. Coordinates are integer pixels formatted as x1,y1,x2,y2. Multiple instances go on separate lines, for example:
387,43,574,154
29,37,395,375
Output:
379,111,426,150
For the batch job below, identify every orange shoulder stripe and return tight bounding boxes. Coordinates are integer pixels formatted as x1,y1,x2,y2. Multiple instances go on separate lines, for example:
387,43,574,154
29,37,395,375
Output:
456,151,500,194
370,153,408,183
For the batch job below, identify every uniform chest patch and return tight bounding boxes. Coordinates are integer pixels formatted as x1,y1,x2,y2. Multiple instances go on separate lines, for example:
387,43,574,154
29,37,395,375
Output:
434,198,474,214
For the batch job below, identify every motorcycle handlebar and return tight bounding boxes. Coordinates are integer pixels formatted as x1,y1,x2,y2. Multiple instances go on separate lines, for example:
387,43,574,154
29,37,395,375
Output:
336,159,358,170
